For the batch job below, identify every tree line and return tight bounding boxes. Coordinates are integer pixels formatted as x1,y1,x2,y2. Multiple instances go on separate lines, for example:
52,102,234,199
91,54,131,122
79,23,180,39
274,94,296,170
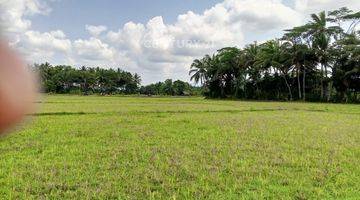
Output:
189,7,360,103
34,63,141,95
34,63,199,96
139,79,201,96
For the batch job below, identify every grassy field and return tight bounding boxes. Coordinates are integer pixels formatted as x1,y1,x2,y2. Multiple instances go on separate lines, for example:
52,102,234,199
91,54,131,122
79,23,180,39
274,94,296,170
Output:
0,95,359,199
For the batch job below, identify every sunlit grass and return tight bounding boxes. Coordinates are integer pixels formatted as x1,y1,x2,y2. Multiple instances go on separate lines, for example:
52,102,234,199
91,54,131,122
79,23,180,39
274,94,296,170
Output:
0,95,359,199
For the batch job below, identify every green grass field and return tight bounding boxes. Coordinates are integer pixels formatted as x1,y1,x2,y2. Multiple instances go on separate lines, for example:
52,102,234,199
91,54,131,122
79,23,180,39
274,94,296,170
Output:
0,95,359,199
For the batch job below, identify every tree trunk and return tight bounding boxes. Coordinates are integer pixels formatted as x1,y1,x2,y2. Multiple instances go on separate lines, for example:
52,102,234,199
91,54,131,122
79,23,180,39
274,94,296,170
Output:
324,64,330,101
303,66,306,101
254,80,259,99
320,64,324,100
296,63,302,100
220,82,225,98
282,74,293,101
328,81,332,102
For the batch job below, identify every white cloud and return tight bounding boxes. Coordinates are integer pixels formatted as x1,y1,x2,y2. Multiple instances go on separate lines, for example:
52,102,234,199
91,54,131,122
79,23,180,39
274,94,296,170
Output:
73,37,115,62
225,0,301,31
0,0,71,64
1,0,359,84
14,30,71,63
107,22,145,53
23,30,70,52
295,0,360,16
0,0,50,34
85,25,107,36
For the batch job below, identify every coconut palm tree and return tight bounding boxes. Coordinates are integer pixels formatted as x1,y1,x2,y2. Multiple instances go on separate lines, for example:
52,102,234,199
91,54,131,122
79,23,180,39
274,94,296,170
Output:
304,11,342,100
257,40,294,100
283,26,312,100
189,57,208,85
332,32,360,101
243,42,262,97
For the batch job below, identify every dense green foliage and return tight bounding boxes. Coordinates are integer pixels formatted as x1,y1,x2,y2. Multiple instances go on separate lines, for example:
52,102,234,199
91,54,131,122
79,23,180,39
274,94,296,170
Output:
139,79,201,96
34,63,141,95
1,95,359,198
34,64,200,96
190,7,360,102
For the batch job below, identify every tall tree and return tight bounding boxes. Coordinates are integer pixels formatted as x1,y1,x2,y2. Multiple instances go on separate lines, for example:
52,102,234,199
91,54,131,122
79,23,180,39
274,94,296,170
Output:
257,40,294,100
189,56,210,85
304,11,341,100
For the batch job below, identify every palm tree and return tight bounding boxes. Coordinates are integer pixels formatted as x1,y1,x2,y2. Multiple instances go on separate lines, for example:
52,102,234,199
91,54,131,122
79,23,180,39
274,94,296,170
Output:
328,7,360,34
283,32,302,100
304,11,341,100
283,26,312,100
257,40,293,100
332,32,360,101
243,42,261,97
216,47,243,97
189,56,209,85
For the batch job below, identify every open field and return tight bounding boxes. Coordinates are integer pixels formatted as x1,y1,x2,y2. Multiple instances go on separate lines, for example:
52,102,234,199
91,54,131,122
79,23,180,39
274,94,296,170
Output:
0,95,359,199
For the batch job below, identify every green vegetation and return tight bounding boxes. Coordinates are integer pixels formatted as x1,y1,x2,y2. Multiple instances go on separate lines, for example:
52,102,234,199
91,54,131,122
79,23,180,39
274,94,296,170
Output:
34,64,141,95
0,95,359,199
190,7,360,102
139,79,201,96
34,64,199,96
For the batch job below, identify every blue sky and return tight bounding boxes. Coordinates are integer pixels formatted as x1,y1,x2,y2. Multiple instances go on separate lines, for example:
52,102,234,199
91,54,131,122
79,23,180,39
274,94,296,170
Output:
30,0,295,40
30,0,224,39
1,0,359,84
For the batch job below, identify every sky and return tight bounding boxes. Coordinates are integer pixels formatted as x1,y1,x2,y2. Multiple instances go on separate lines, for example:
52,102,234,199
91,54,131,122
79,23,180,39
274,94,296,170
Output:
0,0,359,84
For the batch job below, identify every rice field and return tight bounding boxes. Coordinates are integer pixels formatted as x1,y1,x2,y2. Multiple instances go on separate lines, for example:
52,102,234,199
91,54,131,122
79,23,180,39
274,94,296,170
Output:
0,95,359,199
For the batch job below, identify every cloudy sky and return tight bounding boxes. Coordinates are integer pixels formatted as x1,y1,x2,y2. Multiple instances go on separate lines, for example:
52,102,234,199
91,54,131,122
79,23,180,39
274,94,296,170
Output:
0,0,359,84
